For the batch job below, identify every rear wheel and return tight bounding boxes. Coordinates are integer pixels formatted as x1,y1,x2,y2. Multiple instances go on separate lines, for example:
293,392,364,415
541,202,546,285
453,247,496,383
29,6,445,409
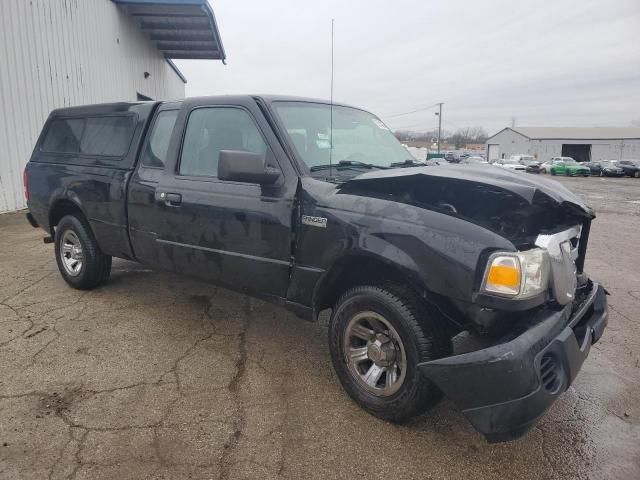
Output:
634,171,640,178
54,215,112,290
328,285,451,422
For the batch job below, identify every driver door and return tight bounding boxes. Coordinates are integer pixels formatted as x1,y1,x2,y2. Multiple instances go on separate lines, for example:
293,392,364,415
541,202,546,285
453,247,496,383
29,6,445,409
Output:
130,99,299,299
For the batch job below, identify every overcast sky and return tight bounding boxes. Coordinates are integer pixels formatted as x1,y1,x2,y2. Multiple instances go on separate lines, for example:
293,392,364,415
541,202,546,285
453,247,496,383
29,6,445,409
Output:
175,0,640,135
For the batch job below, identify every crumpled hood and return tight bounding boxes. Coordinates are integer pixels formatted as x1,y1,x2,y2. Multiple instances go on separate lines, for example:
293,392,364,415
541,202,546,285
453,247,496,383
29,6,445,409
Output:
344,164,591,216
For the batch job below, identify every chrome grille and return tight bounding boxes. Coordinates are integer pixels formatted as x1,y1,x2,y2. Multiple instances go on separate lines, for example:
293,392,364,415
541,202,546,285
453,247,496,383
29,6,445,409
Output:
535,226,581,305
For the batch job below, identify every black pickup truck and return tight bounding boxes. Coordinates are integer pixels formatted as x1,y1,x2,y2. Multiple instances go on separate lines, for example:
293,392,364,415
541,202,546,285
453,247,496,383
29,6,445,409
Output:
24,95,607,442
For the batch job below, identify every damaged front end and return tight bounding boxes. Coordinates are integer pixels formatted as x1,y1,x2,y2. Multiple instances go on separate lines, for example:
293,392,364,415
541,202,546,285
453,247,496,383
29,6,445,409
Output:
339,165,594,249
420,280,608,442
336,166,607,441
338,165,596,327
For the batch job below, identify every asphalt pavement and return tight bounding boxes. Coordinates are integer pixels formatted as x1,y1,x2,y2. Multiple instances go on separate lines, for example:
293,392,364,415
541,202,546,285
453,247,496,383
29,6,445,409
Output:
0,175,638,479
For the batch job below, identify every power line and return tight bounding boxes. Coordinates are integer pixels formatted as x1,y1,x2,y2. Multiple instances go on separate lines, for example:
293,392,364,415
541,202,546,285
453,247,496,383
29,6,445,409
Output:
392,120,440,130
382,103,439,119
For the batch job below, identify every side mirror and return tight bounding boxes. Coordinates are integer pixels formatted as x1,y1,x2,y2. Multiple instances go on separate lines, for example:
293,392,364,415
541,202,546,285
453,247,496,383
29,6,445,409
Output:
218,150,280,184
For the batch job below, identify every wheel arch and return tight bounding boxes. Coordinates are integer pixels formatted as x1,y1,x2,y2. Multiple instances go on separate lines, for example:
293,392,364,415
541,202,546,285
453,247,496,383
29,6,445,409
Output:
48,196,88,236
311,249,435,321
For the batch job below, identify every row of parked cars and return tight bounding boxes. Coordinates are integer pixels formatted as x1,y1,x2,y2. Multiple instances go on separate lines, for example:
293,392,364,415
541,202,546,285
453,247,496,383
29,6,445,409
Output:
489,155,640,178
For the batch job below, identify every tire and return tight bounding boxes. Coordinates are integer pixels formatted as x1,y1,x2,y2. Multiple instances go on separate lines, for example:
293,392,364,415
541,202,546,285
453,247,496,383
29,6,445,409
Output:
328,284,451,422
635,171,640,178
600,171,604,177
54,214,112,290
550,170,556,175
540,168,546,174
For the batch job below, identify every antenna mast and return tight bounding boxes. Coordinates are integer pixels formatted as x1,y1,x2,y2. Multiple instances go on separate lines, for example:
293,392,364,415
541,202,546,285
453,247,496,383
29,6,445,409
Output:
329,18,335,178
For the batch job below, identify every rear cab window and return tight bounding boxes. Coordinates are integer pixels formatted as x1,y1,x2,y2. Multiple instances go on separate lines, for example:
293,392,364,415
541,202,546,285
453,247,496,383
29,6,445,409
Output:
40,118,84,153
40,115,136,158
80,117,135,157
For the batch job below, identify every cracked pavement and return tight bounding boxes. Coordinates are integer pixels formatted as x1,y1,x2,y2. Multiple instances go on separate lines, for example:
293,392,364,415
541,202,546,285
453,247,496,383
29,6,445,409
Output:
1,176,639,479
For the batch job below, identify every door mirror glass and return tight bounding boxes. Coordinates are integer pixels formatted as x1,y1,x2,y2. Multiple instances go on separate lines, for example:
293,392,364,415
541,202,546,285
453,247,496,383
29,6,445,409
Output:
218,150,280,184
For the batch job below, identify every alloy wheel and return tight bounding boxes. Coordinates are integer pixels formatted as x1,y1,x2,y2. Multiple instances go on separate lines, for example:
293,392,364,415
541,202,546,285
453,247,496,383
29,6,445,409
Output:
60,230,84,276
343,311,407,397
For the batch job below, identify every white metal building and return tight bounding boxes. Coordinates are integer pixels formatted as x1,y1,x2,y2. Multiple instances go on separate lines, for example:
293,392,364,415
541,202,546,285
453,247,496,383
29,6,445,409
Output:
0,0,225,213
486,127,640,164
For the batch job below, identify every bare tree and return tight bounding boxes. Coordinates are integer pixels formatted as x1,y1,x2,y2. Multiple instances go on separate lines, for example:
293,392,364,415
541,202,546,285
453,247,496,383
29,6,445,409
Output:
447,126,488,148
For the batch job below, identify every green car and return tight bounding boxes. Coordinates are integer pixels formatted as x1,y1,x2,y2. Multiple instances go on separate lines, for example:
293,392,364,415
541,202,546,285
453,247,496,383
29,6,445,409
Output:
549,160,590,177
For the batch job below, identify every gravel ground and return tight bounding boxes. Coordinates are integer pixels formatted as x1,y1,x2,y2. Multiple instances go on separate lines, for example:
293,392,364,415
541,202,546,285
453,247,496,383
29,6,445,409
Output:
0,175,638,479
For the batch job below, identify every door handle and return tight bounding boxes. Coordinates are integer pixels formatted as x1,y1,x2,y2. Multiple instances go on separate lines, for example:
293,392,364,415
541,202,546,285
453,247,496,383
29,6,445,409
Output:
159,192,182,206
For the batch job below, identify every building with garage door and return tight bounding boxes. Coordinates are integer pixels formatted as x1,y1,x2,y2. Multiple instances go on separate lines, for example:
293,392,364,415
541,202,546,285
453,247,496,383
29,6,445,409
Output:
485,127,640,163
0,0,225,213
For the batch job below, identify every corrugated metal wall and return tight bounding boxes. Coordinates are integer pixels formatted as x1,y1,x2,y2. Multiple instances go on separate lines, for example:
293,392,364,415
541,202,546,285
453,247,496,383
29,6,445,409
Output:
0,0,186,213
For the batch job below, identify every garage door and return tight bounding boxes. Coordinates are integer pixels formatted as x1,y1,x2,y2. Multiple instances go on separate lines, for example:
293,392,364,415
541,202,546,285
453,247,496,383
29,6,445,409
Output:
487,144,500,161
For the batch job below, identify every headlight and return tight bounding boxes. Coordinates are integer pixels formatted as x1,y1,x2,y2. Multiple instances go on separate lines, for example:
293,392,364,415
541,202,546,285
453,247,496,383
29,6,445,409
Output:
482,248,550,299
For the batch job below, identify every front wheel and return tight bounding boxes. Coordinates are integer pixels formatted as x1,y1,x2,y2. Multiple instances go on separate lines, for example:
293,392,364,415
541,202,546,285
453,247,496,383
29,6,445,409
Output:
328,285,451,422
54,215,112,290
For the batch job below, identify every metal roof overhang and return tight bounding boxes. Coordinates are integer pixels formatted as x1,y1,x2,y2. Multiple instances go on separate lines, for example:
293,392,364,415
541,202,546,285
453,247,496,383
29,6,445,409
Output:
113,0,226,64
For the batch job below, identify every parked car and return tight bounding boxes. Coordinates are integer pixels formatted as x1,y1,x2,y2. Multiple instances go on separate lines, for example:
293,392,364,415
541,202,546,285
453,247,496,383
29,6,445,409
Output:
509,154,536,163
444,151,458,163
540,157,574,174
494,158,527,171
509,155,540,173
618,159,640,178
24,95,607,443
549,160,591,177
585,160,625,177
520,159,542,173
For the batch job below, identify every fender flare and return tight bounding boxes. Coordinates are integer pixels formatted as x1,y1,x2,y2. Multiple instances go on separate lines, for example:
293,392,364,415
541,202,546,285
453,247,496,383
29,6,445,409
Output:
311,233,426,315
48,190,88,233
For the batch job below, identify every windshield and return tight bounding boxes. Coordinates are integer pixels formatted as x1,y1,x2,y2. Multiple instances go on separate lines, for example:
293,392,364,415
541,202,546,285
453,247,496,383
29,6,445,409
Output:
273,102,412,171
503,159,520,165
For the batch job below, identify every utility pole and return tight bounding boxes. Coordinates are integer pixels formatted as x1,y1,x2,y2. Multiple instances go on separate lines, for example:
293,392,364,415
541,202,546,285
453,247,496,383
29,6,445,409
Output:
435,103,443,153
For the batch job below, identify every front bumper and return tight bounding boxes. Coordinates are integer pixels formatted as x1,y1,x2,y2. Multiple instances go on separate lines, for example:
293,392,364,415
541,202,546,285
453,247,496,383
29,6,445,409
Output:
419,282,607,443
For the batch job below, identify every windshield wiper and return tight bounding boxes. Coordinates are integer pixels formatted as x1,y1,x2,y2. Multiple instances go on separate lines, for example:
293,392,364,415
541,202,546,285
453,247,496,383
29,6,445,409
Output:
310,160,390,172
389,159,426,168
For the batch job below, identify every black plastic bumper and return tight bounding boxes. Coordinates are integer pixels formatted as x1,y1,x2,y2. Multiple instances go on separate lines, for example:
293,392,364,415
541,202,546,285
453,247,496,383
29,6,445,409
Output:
419,282,608,443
